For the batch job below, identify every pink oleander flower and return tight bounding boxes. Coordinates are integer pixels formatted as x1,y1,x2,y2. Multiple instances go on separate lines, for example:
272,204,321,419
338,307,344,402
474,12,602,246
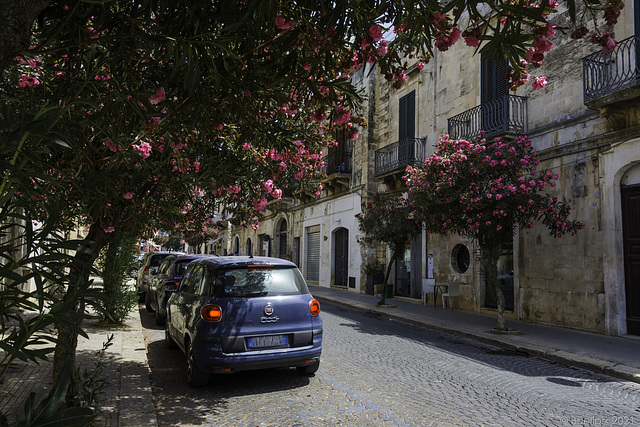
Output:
602,33,617,51
294,171,304,180
449,27,462,45
532,76,547,90
303,63,312,71
275,14,296,30
18,74,40,87
263,179,274,193
369,25,384,42
149,87,166,105
105,139,119,152
252,197,268,212
533,36,553,53
123,192,134,199
416,61,425,70
464,36,480,47
193,161,200,173
280,161,287,171
104,226,115,233
376,40,389,57
242,142,251,150
272,188,283,200
133,141,152,158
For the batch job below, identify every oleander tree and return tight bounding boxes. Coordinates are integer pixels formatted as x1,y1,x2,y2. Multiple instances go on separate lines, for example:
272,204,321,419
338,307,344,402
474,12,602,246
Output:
404,135,584,330
0,0,620,411
356,193,422,306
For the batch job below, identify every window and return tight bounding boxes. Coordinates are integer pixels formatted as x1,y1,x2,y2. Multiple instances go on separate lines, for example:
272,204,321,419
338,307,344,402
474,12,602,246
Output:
399,91,416,141
211,267,309,297
481,53,509,134
451,244,470,274
159,256,175,275
174,260,191,275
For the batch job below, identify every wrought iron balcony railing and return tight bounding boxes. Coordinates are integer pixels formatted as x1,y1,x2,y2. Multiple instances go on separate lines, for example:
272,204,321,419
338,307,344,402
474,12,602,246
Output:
447,95,528,141
321,150,352,176
583,34,640,104
374,137,427,176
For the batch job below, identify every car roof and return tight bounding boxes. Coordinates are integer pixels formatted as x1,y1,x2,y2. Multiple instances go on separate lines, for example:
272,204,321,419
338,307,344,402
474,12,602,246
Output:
146,251,185,257
192,256,297,269
173,254,219,261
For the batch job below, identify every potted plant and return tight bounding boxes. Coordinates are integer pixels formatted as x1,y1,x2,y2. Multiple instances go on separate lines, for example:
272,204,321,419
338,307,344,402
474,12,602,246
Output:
363,259,385,295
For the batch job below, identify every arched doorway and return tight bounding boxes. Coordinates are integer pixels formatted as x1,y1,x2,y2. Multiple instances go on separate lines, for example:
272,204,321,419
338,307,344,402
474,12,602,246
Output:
233,236,240,255
246,238,253,257
622,182,640,335
277,219,288,259
333,227,348,287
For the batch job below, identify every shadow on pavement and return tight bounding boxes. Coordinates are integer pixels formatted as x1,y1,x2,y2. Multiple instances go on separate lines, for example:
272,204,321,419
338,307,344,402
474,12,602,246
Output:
139,308,313,426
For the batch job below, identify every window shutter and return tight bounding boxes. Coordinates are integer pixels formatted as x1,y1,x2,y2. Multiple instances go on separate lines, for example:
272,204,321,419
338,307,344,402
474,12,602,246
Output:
399,91,415,141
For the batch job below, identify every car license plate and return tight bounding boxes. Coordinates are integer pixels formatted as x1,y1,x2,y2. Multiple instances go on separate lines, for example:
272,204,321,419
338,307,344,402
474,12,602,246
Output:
247,335,289,349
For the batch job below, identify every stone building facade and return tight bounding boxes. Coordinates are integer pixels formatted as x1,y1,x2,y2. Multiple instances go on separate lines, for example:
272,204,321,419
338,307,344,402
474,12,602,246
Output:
228,3,640,337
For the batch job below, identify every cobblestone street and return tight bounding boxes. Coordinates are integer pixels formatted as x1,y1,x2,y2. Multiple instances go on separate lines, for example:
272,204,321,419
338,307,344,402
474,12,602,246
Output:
141,302,640,426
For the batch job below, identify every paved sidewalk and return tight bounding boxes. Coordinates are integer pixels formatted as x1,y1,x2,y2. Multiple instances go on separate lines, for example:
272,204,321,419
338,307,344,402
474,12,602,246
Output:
309,284,640,384
0,306,157,426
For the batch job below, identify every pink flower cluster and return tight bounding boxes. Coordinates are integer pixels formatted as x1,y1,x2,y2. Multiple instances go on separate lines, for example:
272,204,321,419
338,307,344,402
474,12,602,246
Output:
149,87,166,105
18,74,40,87
133,141,152,158
405,134,583,238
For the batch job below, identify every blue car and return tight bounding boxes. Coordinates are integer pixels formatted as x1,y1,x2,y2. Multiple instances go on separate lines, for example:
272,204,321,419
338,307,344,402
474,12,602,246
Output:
146,253,217,325
165,256,323,387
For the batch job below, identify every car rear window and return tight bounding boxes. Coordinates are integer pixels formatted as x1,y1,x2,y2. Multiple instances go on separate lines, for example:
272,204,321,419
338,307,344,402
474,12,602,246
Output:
174,260,191,275
149,255,167,267
212,267,309,297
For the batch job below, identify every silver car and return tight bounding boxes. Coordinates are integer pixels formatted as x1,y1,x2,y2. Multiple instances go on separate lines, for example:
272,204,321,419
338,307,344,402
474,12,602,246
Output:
136,251,184,300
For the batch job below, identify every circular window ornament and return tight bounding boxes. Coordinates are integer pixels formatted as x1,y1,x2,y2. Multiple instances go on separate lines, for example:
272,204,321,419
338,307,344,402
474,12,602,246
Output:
451,244,470,273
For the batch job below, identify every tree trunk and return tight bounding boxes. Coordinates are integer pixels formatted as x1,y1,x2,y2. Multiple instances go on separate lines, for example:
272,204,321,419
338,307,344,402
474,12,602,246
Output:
52,223,111,407
479,243,506,331
378,251,396,306
496,286,506,331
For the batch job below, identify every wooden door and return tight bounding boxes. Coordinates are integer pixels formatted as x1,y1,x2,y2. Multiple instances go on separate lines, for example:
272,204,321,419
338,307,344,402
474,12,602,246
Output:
622,184,640,335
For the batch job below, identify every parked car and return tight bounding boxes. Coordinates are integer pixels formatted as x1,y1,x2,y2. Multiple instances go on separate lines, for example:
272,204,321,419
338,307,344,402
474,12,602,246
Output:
146,253,218,325
136,251,184,301
165,256,323,387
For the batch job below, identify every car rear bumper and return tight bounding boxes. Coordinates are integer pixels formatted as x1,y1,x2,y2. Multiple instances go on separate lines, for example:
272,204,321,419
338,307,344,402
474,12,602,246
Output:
193,337,322,373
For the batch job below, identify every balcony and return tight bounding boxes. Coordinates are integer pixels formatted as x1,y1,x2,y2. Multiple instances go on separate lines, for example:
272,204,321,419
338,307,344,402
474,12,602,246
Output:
319,150,352,195
447,95,528,141
321,150,352,176
374,138,427,189
583,34,640,129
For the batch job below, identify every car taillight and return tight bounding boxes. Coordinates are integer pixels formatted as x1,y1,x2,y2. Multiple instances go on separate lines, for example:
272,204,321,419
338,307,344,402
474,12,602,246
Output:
309,299,320,316
201,305,222,322
144,266,149,274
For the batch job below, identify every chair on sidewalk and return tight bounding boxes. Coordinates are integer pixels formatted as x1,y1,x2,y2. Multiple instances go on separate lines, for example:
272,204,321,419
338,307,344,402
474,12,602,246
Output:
421,279,434,305
441,279,461,310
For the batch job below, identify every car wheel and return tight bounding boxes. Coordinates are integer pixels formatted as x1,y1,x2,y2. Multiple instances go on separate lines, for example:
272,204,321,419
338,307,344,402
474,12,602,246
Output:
187,342,209,387
155,307,165,326
138,290,146,303
165,324,177,349
145,289,155,313
296,360,320,376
